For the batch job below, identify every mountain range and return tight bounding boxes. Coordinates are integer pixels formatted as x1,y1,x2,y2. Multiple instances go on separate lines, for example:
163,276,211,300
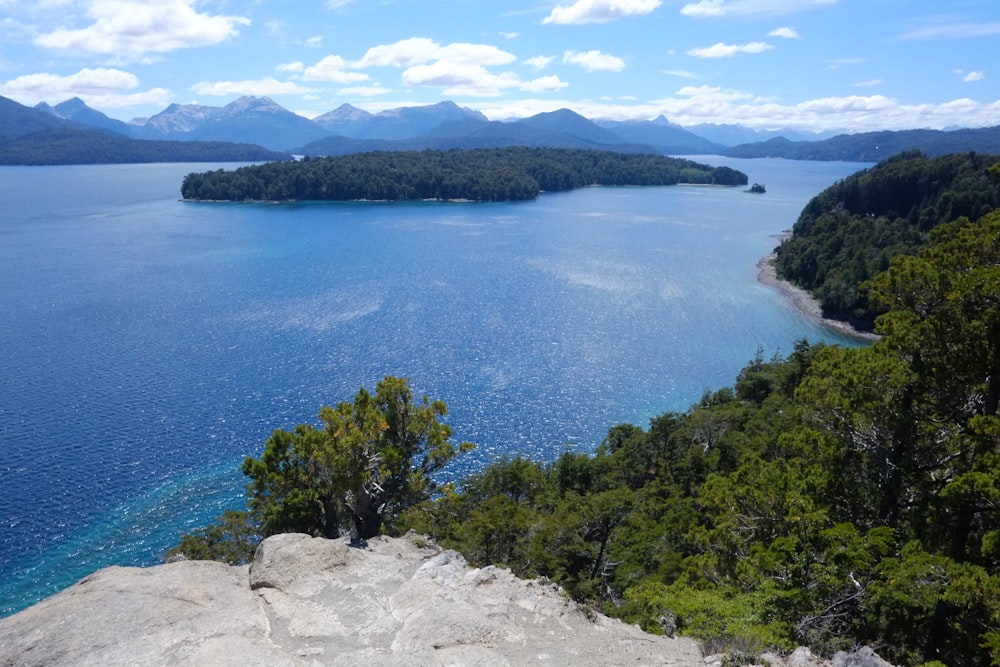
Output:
3,93,999,165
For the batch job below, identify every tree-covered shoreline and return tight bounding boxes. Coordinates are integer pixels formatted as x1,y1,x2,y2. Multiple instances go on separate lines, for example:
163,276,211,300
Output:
774,151,1000,331
180,147,748,203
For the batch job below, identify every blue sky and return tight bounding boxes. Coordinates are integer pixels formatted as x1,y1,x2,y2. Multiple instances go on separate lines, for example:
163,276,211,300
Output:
0,0,997,132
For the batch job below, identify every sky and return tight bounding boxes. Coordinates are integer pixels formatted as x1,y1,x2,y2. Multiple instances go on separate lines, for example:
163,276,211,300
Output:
0,0,998,133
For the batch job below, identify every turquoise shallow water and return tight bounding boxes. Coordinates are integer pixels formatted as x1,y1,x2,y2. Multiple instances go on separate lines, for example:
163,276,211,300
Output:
0,157,869,616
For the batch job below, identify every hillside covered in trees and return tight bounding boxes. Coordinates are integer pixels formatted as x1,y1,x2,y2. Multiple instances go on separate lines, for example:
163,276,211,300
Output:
0,128,288,165
774,151,1000,330
180,147,747,202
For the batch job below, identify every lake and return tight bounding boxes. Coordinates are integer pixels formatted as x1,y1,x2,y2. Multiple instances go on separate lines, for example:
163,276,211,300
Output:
0,156,869,616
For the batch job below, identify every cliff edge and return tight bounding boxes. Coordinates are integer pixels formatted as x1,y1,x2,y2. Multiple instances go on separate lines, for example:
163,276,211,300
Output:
0,533,704,666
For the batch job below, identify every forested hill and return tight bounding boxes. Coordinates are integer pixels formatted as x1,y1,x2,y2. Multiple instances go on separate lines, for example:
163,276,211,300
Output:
774,150,1000,330
179,147,747,202
0,128,288,165
724,125,1000,161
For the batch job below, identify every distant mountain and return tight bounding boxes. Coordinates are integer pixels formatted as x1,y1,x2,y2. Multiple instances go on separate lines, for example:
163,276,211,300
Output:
134,102,223,139
0,95,75,142
296,109,661,156
724,126,1000,161
515,109,626,146
687,123,831,147
13,92,1000,165
184,97,330,151
312,103,372,136
313,101,487,141
35,97,134,137
596,116,725,154
0,127,289,165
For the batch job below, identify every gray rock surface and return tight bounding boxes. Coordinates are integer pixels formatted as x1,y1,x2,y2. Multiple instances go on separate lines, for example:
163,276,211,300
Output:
0,533,705,666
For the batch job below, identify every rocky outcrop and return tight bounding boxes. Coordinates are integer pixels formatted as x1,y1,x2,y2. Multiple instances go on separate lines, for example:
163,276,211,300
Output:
0,533,704,666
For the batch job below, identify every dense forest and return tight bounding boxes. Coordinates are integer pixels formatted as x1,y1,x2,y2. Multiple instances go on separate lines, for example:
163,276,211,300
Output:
172,155,1000,665
0,128,287,165
179,147,747,202
774,151,1000,330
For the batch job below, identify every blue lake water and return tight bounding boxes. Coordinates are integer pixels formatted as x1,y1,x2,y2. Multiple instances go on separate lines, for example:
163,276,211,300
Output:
0,156,869,616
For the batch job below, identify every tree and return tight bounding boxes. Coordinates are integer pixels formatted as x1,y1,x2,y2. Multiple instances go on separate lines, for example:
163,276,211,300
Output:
243,376,473,540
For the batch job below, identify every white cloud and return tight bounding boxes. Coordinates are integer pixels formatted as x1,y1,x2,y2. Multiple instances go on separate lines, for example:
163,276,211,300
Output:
0,67,171,108
356,38,516,69
687,41,774,58
521,75,570,93
276,61,305,73
664,70,699,79
854,79,882,87
681,0,836,18
33,0,250,60
524,55,556,70
500,31,518,39
190,77,318,97
303,55,370,84
768,26,800,39
963,70,985,83
562,50,626,72
305,36,323,48
463,90,1000,134
399,60,567,97
543,0,662,25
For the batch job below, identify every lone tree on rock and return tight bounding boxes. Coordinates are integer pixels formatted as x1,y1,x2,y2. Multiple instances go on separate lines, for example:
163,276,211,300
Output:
243,376,474,540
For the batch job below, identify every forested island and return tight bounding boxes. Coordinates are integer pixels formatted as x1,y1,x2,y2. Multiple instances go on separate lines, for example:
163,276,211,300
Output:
170,151,1000,666
180,147,747,202
774,151,1000,330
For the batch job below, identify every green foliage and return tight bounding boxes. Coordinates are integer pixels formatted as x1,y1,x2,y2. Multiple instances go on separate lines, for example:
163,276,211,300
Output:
167,510,259,565
404,209,1000,664
180,147,748,202
243,376,474,540
173,376,472,562
774,151,1000,329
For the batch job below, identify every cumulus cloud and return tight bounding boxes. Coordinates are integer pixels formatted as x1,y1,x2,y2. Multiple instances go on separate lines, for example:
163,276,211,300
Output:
303,55,370,83
0,67,171,108
543,0,662,25
466,88,1000,134
963,70,985,83
189,77,318,97
562,50,626,72
355,38,516,69
399,59,567,97
687,42,774,58
296,37,561,98
768,26,800,39
524,55,556,70
33,0,250,60
681,0,836,18
276,61,305,73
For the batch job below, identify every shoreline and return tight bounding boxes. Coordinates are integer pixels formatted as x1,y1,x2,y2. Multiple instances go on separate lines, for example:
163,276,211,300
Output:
757,253,881,343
